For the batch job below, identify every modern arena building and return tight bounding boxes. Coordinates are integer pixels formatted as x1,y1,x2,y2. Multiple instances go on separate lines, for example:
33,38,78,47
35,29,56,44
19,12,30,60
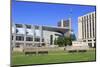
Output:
12,18,72,51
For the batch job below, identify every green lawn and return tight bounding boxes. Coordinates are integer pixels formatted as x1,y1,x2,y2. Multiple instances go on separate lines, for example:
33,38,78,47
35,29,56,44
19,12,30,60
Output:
12,50,96,66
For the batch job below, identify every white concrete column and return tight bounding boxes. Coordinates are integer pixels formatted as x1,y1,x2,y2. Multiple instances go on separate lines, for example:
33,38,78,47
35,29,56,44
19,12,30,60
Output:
94,13,96,38
85,16,89,45
85,16,87,39
23,24,26,48
91,14,93,38
13,24,16,48
82,17,85,39
53,34,55,45
40,26,43,46
88,15,90,38
32,25,35,46
92,39,94,47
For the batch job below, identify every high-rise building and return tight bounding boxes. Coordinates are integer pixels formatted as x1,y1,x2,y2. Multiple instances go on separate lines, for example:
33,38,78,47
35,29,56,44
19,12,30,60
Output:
58,18,72,37
58,18,71,29
78,12,96,47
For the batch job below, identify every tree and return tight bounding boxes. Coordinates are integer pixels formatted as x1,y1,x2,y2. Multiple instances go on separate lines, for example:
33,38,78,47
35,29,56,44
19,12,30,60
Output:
54,37,63,46
56,36,64,47
54,38,57,45
63,37,72,46
54,36,72,47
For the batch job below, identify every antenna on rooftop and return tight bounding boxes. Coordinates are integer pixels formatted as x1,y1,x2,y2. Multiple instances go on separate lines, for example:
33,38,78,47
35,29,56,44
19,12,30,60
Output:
69,8,72,32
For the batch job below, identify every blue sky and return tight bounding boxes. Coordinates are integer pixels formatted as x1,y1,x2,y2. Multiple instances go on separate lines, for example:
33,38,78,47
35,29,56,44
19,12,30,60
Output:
12,0,96,36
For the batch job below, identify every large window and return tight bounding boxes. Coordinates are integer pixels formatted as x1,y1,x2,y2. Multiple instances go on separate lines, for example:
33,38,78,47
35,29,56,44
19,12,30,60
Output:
34,37,44,42
83,40,86,42
50,35,53,45
15,43,20,48
88,43,92,48
15,43,24,48
35,37,40,42
66,20,70,27
26,37,33,41
16,36,24,41
12,35,13,40
88,40,92,41
26,43,32,47
26,25,31,29
16,24,23,28
35,30,41,37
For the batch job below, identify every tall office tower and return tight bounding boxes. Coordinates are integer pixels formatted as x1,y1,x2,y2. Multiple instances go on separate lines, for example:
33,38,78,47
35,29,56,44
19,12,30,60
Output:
57,18,72,37
58,18,71,29
78,12,96,48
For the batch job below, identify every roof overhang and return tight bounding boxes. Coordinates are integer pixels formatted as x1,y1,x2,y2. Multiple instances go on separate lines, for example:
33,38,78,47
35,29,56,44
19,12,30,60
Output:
42,26,69,33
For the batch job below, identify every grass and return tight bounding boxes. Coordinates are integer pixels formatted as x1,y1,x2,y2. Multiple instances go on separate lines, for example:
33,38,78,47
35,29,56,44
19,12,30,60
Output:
11,50,96,66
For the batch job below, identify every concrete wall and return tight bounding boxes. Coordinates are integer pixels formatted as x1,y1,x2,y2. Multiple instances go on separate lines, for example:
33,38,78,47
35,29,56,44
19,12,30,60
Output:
72,41,88,47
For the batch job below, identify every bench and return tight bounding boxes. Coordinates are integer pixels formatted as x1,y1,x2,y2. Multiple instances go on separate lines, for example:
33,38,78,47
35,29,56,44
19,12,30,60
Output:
24,51,48,55
25,51,37,55
78,50,87,52
38,51,48,55
68,50,77,53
